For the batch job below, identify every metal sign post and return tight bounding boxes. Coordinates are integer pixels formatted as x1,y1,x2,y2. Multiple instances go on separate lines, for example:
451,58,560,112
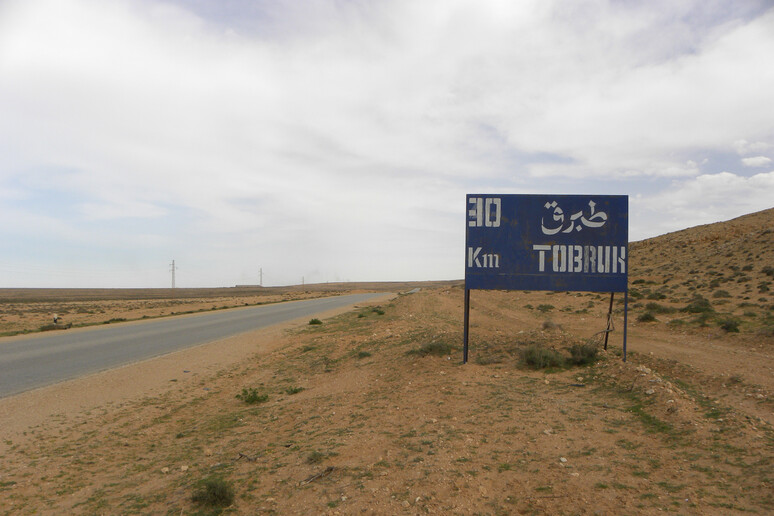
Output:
463,194,629,363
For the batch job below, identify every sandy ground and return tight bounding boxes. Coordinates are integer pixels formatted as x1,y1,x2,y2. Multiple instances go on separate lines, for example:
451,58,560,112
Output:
0,287,771,515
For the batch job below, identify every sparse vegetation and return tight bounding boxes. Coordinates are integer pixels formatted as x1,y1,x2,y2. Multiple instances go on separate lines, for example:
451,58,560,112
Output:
309,318,323,325
307,451,326,464
235,388,268,404
407,340,454,357
681,294,714,314
645,302,675,314
522,344,564,369
569,343,598,365
718,318,740,333
191,476,234,511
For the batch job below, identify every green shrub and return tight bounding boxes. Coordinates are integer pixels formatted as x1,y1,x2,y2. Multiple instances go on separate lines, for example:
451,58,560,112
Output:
191,476,235,509
637,312,657,323
356,351,372,359
307,451,326,464
645,302,675,314
522,345,564,369
407,340,454,357
682,295,714,314
285,386,305,395
309,318,323,325
536,304,554,313
235,388,268,404
692,313,712,327
712,290,731,298
718,318,740,333
569,343,598,365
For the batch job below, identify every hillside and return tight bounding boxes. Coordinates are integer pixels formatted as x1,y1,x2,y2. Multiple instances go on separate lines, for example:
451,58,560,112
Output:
627,207,774,334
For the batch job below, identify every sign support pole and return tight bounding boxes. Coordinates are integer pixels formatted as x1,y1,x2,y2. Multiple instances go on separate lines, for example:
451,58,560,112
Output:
623,289,629,362
603,292,614,350
462,288,470,364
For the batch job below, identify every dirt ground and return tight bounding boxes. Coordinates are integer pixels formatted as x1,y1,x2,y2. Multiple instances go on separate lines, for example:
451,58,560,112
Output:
0,286,771,515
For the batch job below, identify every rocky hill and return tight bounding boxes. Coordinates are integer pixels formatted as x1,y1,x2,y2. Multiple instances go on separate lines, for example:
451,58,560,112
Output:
628,207,774,333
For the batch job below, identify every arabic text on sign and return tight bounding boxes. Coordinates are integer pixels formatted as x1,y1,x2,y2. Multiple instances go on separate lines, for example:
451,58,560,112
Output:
541,200,608,235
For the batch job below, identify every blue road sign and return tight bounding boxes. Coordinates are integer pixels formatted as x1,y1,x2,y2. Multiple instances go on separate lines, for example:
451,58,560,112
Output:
465,194,628,293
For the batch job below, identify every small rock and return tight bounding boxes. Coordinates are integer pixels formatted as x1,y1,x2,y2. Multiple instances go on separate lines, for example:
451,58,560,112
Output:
559,457,568,463
161,467,170,474
645,389,655,395
543,429,553,435
180,465,188,472
204,448,213,456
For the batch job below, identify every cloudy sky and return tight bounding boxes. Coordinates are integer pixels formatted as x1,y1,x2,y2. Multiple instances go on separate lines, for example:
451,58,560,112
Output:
1,0,773,288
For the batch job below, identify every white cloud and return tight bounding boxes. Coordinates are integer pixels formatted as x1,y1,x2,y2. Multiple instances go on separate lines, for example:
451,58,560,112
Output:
633,171,774,240
733,139,772,155
741,156,772,167
0,0,773,286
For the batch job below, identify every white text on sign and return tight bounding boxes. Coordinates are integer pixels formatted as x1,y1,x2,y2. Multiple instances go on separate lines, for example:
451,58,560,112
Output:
468,197,501,227
532,244,626,273
468,247,500,268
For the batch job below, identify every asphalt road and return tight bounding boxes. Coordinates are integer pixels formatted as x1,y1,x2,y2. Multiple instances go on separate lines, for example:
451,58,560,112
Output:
0,293,384,398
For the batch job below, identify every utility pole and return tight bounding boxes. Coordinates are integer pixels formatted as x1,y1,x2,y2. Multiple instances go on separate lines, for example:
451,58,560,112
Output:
170,259,178,288
259,268,263,287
